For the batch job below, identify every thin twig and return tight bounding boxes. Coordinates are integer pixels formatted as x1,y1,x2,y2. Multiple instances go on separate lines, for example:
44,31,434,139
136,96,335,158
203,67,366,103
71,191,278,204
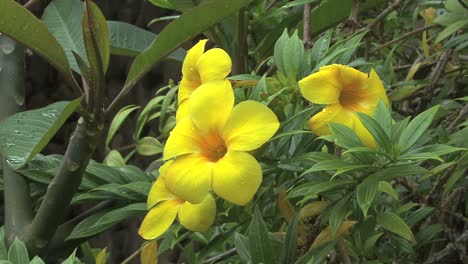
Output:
448,104,468,132
337,239,352,264
425,165,456,206
423,51,451,100
371,24,438,53
424,230,468,264
357,0,404,33
234,8,247,74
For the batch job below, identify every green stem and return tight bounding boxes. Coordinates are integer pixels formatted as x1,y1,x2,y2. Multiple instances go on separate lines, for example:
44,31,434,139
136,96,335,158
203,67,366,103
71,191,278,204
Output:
23,117,102,255
0,34,33,245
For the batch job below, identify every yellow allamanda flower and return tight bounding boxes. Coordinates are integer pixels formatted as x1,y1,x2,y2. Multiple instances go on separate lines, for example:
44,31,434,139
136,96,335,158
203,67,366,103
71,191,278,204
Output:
139,162,216,240
298,64,389,148
163,79,279,206
176,39,232,121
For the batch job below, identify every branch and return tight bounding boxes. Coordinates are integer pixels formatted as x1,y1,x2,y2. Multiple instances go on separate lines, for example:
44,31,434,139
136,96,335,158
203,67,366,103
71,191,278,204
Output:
0,34,33,245
23,117,103,255
357,0,404,33
371,24,438,53
202,248,237,264
233,8,247,74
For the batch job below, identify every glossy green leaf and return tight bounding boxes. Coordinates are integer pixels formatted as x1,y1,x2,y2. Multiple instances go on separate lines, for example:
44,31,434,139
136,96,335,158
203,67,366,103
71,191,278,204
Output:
398,106,439,153
288,180,356,199
435,19,468,43
0,0,79,90
136,137,163,156
357,112,391,152
0,100,81,170
104,150,126,167
302,160,370,176
249,207,278,264
374,165,429,181
234,233,251,262
124,0,254,89
7,238,29,264
106,105,139,149
29,257,46,264
378,181,399,199
329,193,351,236
107,21,185,60
41,0,87,73
67,203,146,239
60,250,78,264
148,0,175,9
328,123,363,149
281,215,298,264
82,0,110,74
377,213,415,243
357,176,378,218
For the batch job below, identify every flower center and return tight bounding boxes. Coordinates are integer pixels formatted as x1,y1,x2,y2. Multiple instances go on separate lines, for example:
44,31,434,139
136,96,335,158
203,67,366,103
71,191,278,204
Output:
339,87,365,111
199,131,227,162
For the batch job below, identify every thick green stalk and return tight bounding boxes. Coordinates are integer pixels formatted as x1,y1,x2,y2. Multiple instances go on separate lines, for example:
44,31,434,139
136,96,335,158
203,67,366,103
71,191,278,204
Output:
0,34,33,245
23,117,102,255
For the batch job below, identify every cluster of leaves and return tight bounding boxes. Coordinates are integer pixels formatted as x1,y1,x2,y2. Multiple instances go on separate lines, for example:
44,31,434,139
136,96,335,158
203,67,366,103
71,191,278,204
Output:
0,0,466,263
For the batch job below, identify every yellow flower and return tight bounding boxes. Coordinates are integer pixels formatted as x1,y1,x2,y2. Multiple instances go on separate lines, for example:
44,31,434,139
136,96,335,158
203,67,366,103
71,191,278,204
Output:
298,64,389,148
164,79,279,206
177,39,232,121
139,162,216,240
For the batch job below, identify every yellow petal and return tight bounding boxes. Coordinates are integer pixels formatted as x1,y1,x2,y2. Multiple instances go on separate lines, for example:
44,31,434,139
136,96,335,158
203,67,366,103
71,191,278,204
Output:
189,79,234,132
196,48,232,83
147,175,174,209
352,114,376,148
365,69,389,107
179,79,200,103
212,151,262,206
176,99,190,123
138,200,182,240
163,118,200,160
298,66,342,104
181,39,207,80
331,64,368,91
178,194,216,232
164,154,212,204
308,104,353,136
222,100,279,151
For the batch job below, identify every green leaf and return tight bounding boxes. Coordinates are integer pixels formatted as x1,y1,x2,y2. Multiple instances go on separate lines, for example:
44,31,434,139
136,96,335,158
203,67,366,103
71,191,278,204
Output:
374,165,429,181
338,31,368,64
106,105,139,150
295,240,337,264
376,213,415,243
357,112,391,152
373,100,392,137
363,233,383,254
148,0,175,9
288,180,356,199
378,181,399,199
249,207,278,264
269,130,314,142
249,74,267,101
0,100,81,170
41,0,87,73
398,106,439,153
406,207,434,226
135,96,165,140
435,19,468,44
8,238,29,264
67,203,146,239
356,176,378,218
398,152,443,162
107,21,185,60
82,0,110,74
136,137,163,156
29,256,46,264
234,233,251,262
329,193,351,236
407,144,466,156
328,123,363,149
60,250,78,264
104,150,126,167
124,0,254,89
281,215,299,264
302,160,370,176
